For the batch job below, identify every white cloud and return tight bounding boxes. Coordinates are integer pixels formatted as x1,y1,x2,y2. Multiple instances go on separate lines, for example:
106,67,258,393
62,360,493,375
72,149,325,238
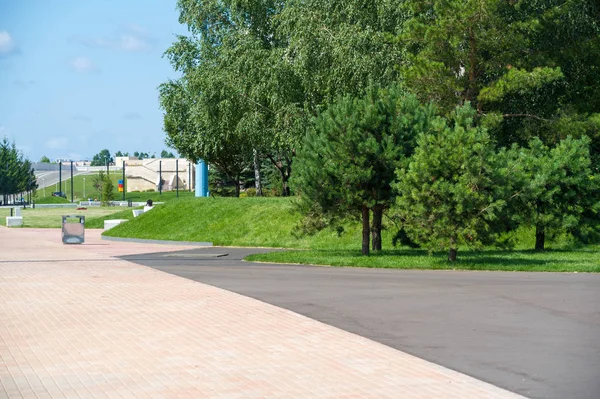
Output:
76,24,155,53
0,31,16,55
124,23,148,36
46,137,68,150
123,112,143,120
120,35,150,52
71,56,96,72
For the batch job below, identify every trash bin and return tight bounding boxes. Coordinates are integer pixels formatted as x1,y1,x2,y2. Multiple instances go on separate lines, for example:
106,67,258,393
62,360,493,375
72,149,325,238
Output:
62,215,85,244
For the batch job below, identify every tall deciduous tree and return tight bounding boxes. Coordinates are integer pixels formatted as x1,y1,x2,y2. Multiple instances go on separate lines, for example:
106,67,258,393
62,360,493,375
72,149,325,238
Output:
278,0,406,107
161,0,304,196
292,87,436,255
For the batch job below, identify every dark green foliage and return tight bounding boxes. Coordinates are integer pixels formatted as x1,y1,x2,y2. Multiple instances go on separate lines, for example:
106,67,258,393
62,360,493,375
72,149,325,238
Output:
292,86,437,254
400,0,600,167
133,151,154,159
508,136,600,250
91,149,112,166
395,105,511,261
0,137,37,201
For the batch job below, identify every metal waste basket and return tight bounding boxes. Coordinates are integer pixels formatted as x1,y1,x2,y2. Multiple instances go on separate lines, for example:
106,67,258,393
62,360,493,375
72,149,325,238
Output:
62,215,85,244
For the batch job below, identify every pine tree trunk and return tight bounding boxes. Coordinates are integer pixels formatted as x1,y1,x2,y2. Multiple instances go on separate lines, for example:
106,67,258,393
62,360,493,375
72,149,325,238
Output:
362,205,370,256
371,204,384,252
253,149,263,197
535,224,545,251
448,236,457,262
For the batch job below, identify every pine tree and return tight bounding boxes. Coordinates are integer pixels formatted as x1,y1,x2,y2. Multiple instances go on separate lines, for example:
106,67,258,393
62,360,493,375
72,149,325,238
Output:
292,86,436,254
509,136,600,250
395,104,510,261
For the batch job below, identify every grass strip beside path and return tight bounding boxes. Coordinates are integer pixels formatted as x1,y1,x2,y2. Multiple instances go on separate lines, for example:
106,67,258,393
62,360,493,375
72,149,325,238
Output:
0,207,131,228
245,248,600,273
101,197,600,272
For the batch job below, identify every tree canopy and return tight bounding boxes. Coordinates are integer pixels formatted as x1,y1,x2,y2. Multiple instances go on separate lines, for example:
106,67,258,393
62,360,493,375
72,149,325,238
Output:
395,105,511,260
292,87,437,254
0,137,37,201
91,149,112,166
159,0,600,255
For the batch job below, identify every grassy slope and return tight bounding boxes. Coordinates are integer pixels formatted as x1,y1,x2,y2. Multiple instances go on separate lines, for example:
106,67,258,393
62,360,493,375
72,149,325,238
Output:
101,197,600,272
104,197,373,249
34,196,72,204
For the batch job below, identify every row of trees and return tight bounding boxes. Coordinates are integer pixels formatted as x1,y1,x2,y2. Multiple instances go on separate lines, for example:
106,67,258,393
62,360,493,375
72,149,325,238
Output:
160,0,600,197
160,0,600,257
91,149,178,166
0,138,37,204
294,88,600,259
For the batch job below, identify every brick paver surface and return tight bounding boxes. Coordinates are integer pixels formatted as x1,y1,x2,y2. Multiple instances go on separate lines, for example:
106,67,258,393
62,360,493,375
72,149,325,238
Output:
0,227,525,398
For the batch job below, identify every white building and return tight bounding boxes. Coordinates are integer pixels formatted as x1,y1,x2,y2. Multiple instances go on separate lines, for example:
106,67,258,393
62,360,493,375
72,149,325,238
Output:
124,158,195,192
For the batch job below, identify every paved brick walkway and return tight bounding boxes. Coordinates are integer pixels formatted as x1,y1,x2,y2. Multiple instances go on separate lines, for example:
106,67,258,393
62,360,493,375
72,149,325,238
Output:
0,227,526,398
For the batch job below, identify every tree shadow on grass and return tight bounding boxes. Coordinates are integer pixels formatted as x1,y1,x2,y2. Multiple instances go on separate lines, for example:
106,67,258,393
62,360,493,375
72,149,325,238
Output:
304,248,586,268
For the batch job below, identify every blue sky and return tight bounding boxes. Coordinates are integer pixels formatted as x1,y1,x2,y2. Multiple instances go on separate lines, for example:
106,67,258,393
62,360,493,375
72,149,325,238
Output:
0,0,187,161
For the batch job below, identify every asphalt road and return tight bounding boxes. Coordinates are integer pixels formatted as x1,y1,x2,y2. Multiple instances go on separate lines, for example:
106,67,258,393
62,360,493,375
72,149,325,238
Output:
35,170,89,191
120,247,600,399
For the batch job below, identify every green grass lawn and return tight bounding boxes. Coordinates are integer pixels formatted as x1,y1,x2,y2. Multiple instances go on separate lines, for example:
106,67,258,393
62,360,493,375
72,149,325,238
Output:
34,196,72,204
36,173,195,203
0,206,130,228
103,197,366,249
101,196,600,272
245,248,600,273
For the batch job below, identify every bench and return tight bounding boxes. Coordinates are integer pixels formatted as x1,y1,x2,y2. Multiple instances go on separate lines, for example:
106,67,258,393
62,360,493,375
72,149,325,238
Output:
6,216,23,227
103,219,129,230
6,207,23,227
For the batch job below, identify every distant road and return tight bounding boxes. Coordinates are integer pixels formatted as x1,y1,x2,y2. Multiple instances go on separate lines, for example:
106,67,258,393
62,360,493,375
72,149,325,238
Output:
34,170,91,190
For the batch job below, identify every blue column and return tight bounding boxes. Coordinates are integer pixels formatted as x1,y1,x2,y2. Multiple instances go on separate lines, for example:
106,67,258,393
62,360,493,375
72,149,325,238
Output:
195,160,209,197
